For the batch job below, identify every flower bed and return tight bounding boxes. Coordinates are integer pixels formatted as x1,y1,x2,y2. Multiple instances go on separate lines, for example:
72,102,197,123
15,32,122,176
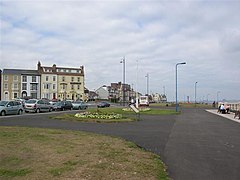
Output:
122,107,151,112
75,112,122,119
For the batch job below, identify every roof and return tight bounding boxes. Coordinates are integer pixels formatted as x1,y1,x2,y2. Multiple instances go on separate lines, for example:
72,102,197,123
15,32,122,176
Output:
3,69,40,75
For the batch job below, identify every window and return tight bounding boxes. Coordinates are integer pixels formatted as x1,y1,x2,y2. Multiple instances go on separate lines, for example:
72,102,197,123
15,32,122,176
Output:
53,84,56,90
62,76,65,82
46,76,49,81
8,101,14,107
4,75,8,81
4,83,8,90
22,83,27,90
77,85,80,90
44,84,49,89
77,77,80,82
71,85,74,90
13,75,18,81
68,69,71,73
13,83,18,89
62,84,67,90
53,76,56,81
71,77,74,82
32,76,36,82
22,75,27,82
31,93,37,99
13,93,18,98
30,84,38,91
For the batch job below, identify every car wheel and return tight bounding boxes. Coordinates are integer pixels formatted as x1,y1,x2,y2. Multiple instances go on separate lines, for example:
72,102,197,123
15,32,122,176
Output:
0,111,6,116
49,108,53,112
36,108,40,113
62,107,65,111
25,110,29,113
18,110,23,115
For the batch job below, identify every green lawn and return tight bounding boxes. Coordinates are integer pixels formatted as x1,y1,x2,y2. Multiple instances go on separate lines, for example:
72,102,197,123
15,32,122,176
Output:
51,107,178,123
0,127,169,180
90,107,179,115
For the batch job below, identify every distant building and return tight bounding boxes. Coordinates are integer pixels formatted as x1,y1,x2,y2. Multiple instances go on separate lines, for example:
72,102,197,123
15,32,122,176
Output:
95,82,133,103
152,93,167,103
95,86,109,100
1,69,40,100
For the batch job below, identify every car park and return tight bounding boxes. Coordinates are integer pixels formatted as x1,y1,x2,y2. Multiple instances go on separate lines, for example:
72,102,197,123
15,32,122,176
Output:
25,99,53,113
52,101,73,111
97,102,110,108
72,101,88,110
0,100,24,116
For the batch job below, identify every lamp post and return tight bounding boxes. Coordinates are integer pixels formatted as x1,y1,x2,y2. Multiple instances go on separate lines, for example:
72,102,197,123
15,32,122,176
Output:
145,73,149,95
136,60,139,108
195,81,198,107
175,62,186,112
120,57,126,106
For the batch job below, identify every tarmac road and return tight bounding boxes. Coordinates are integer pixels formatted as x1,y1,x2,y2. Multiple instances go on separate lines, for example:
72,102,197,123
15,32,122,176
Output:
0,108,240,180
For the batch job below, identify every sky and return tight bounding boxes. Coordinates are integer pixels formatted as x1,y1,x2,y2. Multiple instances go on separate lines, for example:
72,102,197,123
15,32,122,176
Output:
1,0,240,102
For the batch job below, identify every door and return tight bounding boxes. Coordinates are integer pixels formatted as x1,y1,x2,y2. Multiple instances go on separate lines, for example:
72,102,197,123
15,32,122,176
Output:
6,101,15,115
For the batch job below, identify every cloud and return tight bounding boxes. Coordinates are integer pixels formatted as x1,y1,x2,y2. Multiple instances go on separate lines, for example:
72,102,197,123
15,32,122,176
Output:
1,0,240,101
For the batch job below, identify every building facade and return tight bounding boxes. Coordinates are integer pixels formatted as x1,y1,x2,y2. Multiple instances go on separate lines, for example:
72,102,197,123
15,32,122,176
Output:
1,69,40,100
37,62,85,101
1,62,85,101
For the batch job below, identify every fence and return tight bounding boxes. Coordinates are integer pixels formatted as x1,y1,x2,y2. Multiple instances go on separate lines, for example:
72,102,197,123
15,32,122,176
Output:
218,102,240,112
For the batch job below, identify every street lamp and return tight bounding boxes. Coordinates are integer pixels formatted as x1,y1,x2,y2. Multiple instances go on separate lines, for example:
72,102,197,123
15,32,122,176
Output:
176,62,186,112
195,81,198,107
145,73,149,95
136,60,139,108
120,57,126,106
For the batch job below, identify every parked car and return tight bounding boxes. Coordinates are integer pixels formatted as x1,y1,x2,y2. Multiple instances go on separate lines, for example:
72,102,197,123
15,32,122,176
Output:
97,102,110,108
72,101,88,110
0,101,24,116
52,101,73,111
25,99,53,113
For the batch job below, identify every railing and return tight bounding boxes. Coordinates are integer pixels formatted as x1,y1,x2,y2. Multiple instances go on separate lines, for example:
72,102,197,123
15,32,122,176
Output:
218,102,240,111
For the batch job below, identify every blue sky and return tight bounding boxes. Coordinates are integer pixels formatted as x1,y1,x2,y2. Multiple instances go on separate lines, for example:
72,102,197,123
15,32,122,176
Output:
1,0,240,101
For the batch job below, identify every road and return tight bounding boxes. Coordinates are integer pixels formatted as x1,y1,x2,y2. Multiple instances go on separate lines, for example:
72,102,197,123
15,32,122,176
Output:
0,107,240,180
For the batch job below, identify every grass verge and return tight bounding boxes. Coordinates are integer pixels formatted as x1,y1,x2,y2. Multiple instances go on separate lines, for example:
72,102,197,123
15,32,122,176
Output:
89,107,179,115
0,126,169,179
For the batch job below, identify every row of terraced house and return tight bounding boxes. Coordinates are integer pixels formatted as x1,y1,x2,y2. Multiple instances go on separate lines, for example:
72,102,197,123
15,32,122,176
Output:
0,61,87,101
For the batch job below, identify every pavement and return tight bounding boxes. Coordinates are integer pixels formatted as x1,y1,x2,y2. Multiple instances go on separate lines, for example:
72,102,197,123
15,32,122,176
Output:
206,109,240,123
0,108,240,180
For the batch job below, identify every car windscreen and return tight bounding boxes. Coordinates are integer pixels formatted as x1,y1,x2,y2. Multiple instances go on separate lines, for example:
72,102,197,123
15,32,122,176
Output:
56,102,63,105
0,101,8,106
25,100,37,103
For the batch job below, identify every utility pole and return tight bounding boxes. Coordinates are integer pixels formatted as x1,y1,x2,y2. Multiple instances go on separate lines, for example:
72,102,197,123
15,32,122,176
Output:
120,57,126,106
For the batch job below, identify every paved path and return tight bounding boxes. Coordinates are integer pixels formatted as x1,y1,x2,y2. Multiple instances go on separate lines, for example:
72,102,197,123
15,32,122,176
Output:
0,108,240,180
206,109,240,123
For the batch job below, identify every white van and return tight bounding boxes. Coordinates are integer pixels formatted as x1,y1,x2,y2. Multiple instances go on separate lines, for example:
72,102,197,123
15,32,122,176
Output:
139,96,149,106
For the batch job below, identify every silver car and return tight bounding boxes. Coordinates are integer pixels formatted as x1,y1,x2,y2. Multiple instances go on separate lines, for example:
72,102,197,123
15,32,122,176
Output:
25,99,53,113
0,101,24,116
72,101,88,110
